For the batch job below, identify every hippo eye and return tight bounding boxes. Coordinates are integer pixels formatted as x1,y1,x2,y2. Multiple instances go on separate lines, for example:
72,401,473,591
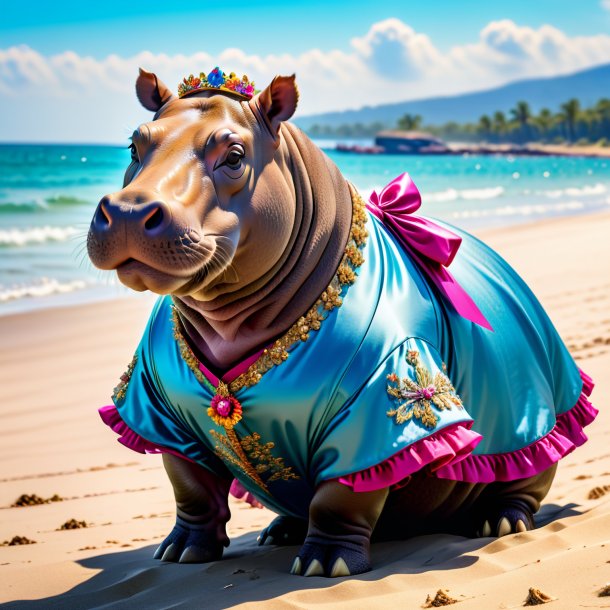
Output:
128,143,139,163
224,145,244,170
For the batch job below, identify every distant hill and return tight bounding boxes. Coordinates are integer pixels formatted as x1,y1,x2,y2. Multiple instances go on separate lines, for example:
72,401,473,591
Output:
294,63,610,130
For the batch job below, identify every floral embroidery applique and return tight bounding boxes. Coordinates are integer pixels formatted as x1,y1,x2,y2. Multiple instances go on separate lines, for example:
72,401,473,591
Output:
206,382,299,493
208,382,243,428
209,429,299,493
386,349,463,429
112,355,138,403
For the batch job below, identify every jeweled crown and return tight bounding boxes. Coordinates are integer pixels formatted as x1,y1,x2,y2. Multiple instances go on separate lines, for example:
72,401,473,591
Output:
178,67,257,100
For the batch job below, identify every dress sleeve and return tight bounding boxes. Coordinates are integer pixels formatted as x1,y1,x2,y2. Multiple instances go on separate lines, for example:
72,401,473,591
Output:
99,341,231,479
311,337,482,490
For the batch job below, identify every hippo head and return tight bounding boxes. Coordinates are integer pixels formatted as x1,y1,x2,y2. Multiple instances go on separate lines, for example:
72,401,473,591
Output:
87,68,300,301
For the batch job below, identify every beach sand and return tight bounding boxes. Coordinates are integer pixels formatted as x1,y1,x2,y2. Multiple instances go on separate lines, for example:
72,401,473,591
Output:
0,212,609,609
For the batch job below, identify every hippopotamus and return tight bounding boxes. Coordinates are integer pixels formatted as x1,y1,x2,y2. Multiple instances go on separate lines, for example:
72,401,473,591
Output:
87,67,597,578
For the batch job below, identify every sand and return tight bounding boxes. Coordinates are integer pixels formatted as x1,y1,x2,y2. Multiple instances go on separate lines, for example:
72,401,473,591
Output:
528,143,610,158
0,212,609,609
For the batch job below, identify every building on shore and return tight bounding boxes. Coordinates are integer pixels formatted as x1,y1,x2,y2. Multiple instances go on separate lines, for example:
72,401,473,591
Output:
374,131,450,154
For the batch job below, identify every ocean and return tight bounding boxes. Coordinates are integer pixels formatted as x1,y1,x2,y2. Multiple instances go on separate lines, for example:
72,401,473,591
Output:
1,142,609,316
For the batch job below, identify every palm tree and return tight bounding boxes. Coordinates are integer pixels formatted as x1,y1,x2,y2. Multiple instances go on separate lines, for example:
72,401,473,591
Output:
397,113,422,131
534,108,554,142
594,98,610,140
492,111,507,142
477,115,492,141
559,99,580,143
510,101,532,143
595,98,610,120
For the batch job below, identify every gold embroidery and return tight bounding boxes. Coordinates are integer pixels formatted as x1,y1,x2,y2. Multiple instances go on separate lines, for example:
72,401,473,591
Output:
240,433,299,483
210,429,299,492
386,350,463,429
112,355,138,403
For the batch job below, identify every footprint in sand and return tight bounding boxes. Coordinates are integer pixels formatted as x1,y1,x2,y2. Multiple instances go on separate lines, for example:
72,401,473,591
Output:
1,536,36,546
58,519,88,530
588,485,610,500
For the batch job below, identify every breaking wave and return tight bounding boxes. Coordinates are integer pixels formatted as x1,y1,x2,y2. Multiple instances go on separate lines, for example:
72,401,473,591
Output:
359,185,506,204
0,226,82,247
426,186,505,202
0,195,90,213
0,278,89,303
539,183,607,199
450,200,586,220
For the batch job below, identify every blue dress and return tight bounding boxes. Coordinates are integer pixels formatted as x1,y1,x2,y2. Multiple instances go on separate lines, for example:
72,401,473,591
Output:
102,191,594,520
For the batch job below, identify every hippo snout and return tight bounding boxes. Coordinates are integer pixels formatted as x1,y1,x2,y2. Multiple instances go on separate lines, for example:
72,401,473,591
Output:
87,178,238,295
87,192,175,272
92,195,171,236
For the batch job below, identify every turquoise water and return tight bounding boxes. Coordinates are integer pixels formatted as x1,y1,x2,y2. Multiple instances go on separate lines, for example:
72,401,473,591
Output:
1,142,609,315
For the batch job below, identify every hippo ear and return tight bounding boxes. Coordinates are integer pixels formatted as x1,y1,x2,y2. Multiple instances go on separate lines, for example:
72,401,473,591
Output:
255,75,299,133
135,68,175,112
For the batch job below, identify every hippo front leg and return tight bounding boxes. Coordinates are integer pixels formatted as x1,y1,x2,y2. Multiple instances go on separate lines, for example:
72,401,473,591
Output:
291,481,389,577
154,453,232,563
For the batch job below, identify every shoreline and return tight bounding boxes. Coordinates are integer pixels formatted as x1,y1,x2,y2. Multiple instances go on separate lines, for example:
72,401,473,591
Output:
334,141,610,158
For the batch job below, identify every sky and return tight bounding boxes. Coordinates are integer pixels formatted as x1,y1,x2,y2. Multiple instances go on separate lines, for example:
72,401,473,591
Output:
2,0,610,143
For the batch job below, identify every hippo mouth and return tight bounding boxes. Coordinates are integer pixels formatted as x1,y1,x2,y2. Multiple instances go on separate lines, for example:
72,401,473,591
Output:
116,258,193,294
114,235,237,297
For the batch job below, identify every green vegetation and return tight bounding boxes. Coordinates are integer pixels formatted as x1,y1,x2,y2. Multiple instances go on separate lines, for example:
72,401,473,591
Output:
396,113,422,131
307,121,387,139
306,98,610,145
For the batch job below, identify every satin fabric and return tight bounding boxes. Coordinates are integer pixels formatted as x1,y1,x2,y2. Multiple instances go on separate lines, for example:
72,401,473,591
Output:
109,211,583,519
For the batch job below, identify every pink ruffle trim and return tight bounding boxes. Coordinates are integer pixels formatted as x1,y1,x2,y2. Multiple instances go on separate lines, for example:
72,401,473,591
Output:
100,370,597,494
339,369,597,490
338,423,483,492
98,404,193,463
99,405,260,506
434,369,597,483
229,480,264,508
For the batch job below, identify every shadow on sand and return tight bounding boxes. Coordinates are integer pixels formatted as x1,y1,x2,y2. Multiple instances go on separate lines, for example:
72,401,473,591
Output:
1,503,583,610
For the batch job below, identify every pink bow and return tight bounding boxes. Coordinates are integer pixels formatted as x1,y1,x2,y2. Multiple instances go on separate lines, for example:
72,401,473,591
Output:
367,173,493,331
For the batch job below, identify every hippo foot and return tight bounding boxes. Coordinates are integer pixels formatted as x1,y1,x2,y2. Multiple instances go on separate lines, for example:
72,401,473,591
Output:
290,535,371,577
153,516,224,563
476,499,535,538
258,515,308,546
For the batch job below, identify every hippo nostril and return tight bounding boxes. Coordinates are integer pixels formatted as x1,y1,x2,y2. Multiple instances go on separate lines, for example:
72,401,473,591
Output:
94,199,112,228
144,206,165,232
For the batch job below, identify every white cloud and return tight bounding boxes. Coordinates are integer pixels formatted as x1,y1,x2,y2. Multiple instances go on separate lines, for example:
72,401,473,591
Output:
2,18,610,142
350,18,447,79
602,0,610,10
452,20,610,79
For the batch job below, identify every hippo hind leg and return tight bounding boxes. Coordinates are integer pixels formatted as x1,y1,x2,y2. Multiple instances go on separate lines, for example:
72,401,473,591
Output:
258,515,308,546
291,481,388,577
475,498,534,537
474,464,557,538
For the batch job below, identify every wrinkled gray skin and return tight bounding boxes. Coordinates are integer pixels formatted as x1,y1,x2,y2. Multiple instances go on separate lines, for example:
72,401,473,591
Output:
87,69,556,577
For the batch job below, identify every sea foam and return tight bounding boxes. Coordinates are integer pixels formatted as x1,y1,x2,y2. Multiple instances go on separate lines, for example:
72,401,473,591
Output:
0,226,81,247
0,278,88,303
426,186,505,202
451,200,585,220
539,183,607,199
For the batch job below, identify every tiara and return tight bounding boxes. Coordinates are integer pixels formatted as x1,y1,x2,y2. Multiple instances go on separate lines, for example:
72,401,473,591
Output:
178,67,257,100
